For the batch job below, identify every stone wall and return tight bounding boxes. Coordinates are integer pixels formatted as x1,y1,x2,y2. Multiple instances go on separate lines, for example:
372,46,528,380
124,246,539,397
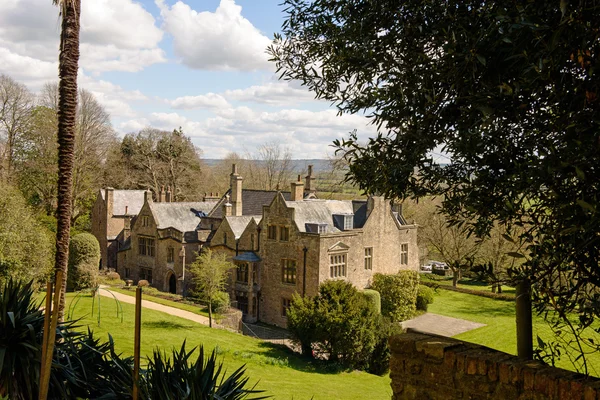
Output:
389,332,600,400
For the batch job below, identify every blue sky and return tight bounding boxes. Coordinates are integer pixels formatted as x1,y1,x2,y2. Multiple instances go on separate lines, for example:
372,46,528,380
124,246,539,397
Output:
0,0,378,158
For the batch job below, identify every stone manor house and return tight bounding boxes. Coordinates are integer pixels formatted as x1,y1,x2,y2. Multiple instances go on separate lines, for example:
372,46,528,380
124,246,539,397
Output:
91,165,418,327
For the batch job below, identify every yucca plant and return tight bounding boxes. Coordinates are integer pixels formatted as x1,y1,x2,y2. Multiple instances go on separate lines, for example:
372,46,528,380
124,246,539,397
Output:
0,279,44,399
141,342,270,400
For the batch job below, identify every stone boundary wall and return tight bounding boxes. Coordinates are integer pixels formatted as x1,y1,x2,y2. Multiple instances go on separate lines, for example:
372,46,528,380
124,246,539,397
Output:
390,332,600,400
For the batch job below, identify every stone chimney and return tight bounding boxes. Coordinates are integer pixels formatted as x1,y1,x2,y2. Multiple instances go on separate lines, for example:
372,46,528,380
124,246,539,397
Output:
158,186,165,202
203,192,220,202
144,189,153,204
166,186,172,202
105,187,114,216
230,164,243,216
123,215,132,241
223,194,232,217
304,165,316,194
291,175,304,201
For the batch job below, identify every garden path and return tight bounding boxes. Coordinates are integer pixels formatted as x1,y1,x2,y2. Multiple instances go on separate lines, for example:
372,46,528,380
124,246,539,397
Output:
402,313,485,337
97,287,212,326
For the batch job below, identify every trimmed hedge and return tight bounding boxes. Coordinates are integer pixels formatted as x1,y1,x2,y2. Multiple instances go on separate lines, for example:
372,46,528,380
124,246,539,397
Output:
362,289,381,314
371,271,419,322
420,280,515,301
68,233,100,290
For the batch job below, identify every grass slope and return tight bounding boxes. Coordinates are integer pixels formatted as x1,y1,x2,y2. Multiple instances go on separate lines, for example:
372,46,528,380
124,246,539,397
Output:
428,289,600,376
66,294,390,399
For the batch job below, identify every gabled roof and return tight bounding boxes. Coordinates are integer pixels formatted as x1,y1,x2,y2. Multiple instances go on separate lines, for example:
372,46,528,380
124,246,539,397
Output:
150,201,218,233
225,216,259,239
209,189,292,219
285,199,355,233
233,252,261,262
101,189,146,216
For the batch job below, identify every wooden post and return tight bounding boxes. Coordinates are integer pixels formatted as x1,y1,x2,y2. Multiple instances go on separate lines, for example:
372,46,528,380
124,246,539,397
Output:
132,287,142,400
39,270,64,400
39,281,53,398
516,279,533,359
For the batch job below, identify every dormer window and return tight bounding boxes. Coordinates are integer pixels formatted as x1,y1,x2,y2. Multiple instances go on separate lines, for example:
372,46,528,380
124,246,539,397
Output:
333,214,354,231
305,223,327,234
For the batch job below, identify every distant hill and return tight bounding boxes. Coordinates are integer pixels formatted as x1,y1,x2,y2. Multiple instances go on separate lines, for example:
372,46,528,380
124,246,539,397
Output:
202,159,335,173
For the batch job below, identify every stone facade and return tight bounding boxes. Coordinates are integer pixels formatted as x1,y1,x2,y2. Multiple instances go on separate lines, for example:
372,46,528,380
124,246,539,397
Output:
389,332,600,400
208,169,419,328
116,190,217,295
91,188,145,269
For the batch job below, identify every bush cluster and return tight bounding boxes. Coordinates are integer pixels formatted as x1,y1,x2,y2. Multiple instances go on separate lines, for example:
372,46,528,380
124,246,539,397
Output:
287,280,398,375
416,285,435,311
371,271,420,322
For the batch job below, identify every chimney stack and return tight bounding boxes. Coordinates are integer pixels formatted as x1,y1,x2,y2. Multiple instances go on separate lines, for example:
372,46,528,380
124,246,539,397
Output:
166,186,172,202
230,164,243,216
223,194,232,217
144,189,153,204
291,174,304,201
159,186,165,202
105,187,114,216
304,165,316,194
123,215,132,241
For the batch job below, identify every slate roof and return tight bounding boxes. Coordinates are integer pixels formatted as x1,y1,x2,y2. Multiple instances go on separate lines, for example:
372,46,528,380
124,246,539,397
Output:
285,199,355,233
150,201,218,233
233,252,261,262
225,216,259,239
209,189,291,219
101,189,146,216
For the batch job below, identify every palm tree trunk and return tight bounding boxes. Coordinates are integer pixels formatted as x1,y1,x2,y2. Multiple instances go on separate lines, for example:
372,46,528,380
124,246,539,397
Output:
54,0,81,321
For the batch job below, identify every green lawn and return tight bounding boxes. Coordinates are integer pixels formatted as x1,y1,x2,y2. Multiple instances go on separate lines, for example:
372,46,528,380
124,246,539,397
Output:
65,293,391,399
428,289,600,376
421,273,516,296
106,287,214,319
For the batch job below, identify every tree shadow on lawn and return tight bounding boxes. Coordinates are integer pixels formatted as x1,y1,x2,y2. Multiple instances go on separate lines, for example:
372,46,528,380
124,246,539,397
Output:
143,320,194,330
254,341,353,375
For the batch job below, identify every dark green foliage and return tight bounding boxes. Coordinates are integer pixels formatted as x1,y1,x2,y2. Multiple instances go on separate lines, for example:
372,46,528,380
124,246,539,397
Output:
287,294,318,357
416,286,435,311
361,289,381,314
141,342,269,400
371,272,419,322
367,317,401,376
0,279,44,399
211,291,230,314
68,233,100,290
271,0,600,373
288,281,380,369
0,279,267,399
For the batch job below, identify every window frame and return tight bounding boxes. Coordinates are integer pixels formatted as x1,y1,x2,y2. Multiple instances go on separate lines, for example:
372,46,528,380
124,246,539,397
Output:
138,236,155,257
267,225,277,240
329,253,347,278
139,267,153,284
282,298,292,317
400,243,409,265
236,263,249,283
167,247,175,263
281,259,297,284
279,226,290,242
364,247,373,270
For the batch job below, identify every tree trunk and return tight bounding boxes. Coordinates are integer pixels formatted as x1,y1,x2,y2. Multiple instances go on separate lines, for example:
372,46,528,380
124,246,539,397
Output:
208,298,213,328
491,283,497,293
55,0,81,321
452,270,458,287
498,285,503,294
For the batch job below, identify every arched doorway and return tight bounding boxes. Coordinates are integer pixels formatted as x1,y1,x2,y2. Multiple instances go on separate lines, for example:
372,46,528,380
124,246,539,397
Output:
168,273,177,294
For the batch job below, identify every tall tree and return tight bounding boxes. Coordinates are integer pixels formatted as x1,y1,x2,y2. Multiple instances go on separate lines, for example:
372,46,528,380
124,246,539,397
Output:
188,249,232,328
0,75,33,180
271,1,600,370
106,127,204,200
53,0,81,321
245,141,294,191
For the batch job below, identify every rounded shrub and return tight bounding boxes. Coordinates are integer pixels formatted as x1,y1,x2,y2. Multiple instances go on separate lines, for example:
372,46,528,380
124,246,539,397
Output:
107,271,120,281
138,280,150,287
416,285,435,311
211,291,230,313
362,289,381,314
68,233,100,290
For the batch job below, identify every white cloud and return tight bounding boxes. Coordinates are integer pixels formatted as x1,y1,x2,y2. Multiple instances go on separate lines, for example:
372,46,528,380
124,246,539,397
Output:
0,47,58,87
223,82,317,106
171,93,230,110
157,0,271,71
0,0,165,74
119,107,377,158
